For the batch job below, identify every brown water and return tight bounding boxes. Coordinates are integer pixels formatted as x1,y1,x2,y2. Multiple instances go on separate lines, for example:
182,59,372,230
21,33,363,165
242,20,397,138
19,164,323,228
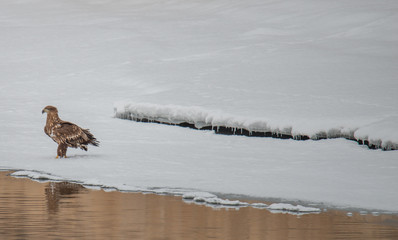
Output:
1,171,397,240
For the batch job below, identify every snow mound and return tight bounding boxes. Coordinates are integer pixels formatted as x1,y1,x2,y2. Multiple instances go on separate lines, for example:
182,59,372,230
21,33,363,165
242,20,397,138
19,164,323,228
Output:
267,203,321,213
115,102,398,150
354,116,398,150
183,192,249,207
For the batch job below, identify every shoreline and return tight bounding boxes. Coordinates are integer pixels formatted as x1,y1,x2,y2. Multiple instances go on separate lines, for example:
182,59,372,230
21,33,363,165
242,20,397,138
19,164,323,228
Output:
2,169,396,216
1,170,398,240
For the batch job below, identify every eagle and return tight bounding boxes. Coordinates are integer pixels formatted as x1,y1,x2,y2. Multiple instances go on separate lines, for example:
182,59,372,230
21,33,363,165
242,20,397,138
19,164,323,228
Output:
42,106,99,158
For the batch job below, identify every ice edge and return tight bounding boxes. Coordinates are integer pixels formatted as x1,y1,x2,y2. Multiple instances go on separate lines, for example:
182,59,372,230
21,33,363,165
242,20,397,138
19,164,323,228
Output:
7,169,320,215
114,102,398,151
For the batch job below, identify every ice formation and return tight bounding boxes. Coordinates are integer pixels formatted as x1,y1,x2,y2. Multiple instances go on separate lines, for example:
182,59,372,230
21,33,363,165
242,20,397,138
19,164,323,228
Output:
8,170,321,214
115,102,398,150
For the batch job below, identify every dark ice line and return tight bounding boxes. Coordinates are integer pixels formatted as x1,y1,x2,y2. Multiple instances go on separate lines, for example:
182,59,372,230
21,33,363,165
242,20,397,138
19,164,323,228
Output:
115,113,393,151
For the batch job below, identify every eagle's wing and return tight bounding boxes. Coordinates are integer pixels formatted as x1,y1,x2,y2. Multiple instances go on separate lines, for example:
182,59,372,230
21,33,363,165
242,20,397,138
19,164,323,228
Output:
52,121,89,147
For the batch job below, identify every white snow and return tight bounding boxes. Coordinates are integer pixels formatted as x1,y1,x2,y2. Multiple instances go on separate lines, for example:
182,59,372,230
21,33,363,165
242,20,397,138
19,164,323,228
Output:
1,0,398,213
182,192,218,200
354,116,398,150
267,203,321,213
182,192,250,207
10,170,65,182
115,101,397,148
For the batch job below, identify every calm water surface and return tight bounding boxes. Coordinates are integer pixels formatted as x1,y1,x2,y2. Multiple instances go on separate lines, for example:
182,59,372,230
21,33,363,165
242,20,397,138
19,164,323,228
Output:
0,171,397,240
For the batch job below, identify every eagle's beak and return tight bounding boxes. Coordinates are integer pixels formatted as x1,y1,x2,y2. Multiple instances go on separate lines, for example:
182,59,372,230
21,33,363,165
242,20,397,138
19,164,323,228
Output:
42,109,45,114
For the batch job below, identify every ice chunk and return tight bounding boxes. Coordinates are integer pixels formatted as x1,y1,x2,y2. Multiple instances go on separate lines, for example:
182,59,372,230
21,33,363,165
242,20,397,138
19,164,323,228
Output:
267,203,321,213
11,170,65,182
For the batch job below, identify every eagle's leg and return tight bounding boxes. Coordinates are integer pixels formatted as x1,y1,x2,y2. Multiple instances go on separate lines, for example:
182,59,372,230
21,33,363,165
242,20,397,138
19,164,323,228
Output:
57,143,68,158
62,145,68,158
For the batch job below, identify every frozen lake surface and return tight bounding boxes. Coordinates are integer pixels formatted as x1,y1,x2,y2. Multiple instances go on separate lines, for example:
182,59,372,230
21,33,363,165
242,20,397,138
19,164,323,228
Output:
0,0,397,212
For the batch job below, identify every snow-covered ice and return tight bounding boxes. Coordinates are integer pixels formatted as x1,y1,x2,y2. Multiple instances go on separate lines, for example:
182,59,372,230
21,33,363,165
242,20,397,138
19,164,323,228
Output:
267,203,321,213
115,102,397,149
10,170,66,182
1,0,398,213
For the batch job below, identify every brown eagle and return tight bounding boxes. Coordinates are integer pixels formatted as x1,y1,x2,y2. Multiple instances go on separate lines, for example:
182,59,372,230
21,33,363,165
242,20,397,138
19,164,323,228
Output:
42,106,99,158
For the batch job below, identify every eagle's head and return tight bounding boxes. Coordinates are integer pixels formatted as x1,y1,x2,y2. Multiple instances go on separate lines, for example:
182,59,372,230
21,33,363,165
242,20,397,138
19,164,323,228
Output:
42,105,58,114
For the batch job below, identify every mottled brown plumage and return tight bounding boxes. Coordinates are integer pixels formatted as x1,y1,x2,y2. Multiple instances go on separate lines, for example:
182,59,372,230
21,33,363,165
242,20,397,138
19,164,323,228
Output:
42,106,99,158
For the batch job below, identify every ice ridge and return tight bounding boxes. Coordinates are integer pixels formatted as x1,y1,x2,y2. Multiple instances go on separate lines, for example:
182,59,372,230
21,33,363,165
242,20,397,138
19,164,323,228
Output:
114,102,397,151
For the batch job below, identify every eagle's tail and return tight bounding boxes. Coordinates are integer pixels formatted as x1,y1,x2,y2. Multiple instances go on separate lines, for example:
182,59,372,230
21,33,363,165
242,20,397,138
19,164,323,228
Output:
83,129,100,147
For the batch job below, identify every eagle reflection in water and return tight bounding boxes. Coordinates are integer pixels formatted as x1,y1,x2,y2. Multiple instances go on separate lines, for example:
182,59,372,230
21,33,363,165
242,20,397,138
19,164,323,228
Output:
45,182,87,213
